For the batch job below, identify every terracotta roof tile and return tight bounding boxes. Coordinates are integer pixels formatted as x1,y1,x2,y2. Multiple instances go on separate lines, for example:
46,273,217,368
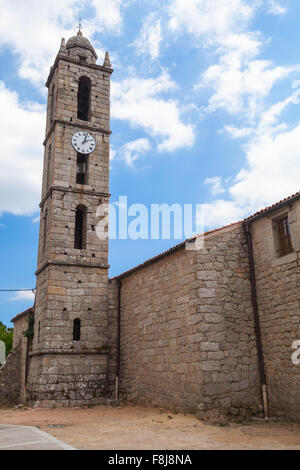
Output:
11,307,34,324
111,221,242,281
111,190,300,281
244,190,300,223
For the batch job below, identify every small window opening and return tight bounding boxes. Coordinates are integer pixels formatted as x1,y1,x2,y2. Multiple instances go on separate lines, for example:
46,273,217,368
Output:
74,205,87,250
73,318,81,341
76,153,88,184
43,210,48,252
277,216,293,256
47,144,52,188
50,85,55,123
79,55,87,62
77,76,91,121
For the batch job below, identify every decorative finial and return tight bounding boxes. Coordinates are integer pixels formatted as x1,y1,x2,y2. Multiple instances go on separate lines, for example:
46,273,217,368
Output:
59,37,66,53
77,18,83,36
103,51,112,68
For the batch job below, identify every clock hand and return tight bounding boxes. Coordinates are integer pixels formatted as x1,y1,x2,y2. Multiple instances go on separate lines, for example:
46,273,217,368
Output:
83,133,88,144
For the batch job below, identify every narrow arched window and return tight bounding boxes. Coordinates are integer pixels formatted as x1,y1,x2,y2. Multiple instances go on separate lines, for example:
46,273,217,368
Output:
50,85,55,123
47,144,52,189
43,210,48,252
74,205,87,249
77,76,91,121
73,318,81,341
76,153,88,184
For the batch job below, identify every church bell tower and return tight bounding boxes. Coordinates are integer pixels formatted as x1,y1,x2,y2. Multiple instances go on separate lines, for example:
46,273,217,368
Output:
27,30,113,406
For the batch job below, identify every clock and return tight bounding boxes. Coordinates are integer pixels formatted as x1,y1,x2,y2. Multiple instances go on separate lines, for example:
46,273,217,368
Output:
72,132,96,154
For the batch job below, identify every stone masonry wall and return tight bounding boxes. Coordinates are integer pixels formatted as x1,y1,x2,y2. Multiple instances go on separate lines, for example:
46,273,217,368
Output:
251,200,300,421
115,224,262,422
13,313,31,403
197,224,262,422
27,265,109,407
0,343,22,407
108,279,118,396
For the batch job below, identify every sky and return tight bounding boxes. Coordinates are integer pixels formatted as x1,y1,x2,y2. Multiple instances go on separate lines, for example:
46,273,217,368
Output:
0,0,299,326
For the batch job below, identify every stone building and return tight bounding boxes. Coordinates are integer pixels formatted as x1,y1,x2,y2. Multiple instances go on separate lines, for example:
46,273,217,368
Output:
1,32,299,423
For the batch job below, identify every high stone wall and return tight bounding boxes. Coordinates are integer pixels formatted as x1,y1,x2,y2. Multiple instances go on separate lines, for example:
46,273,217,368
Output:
111,223,262,422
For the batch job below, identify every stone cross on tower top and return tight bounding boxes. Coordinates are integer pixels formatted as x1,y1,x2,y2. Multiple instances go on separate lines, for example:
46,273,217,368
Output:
77,18,83,34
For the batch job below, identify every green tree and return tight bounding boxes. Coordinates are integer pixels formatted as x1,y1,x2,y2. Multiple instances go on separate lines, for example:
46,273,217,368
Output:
0,322,14,356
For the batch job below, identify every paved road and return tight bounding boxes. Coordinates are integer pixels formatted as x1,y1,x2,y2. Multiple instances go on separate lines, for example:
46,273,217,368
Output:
0,424,75,450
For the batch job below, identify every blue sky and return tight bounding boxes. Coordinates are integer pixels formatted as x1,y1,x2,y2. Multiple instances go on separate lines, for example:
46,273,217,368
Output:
0,0,299,326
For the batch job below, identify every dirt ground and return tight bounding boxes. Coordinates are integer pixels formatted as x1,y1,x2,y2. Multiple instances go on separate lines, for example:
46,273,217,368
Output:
0,404,300,450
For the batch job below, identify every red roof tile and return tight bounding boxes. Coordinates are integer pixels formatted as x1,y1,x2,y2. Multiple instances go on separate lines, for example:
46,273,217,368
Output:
244,190,300,223
11,307,34,323
111,190,300,281
111,221,242,281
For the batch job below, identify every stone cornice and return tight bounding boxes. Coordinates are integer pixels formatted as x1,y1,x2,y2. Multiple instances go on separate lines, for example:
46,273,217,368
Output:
46,53,113,88
40,186,111,208
35,260,110,276
30,348,108,357
43,119,111,147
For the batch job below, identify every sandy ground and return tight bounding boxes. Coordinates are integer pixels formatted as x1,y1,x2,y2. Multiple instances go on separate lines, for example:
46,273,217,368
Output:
0,405,300,450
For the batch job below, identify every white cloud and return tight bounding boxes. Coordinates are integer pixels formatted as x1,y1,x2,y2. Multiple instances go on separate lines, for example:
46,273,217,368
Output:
110,147,116,162
229,124,300,210
224,125,254,139
265,0,287,15
202,88,300,228
168,0,293,119
89,0,124,33
111,71,195,152
0,82,45,215
205,177,225,196
168,0,254,39
32,216,40,224
134,12,163,60
120,138,151,166
202,199,247,228
202,56,293,117
225,86,300,139
10,291,35,302
0,0,125,90
0,224,6,228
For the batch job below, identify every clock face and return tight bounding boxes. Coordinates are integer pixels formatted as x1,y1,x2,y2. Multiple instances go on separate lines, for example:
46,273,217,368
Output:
72,132,96,154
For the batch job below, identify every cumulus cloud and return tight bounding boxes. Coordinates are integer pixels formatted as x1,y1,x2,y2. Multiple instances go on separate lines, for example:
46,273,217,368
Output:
204,124,300,229
111,71,195,152
201,55,293,118
10,291,35,302
133,12,163,60
265,0,287,15
229,124,300,210
201,89,300,228
0,82,45,215
205,177,225,196
120,138,151,166
166,0,298,230
168,0,293,119
0,0,125,90
202,200,247,228
168,0,253,39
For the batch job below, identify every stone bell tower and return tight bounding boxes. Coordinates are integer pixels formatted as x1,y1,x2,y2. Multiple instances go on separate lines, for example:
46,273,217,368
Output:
27,30,113,406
